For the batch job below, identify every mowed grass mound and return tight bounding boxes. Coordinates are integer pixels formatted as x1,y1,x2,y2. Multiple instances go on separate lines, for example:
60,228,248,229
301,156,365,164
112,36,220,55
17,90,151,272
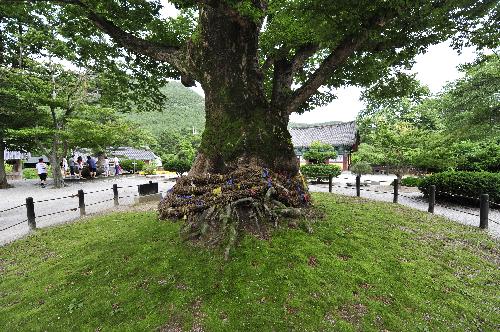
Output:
1,193,499,331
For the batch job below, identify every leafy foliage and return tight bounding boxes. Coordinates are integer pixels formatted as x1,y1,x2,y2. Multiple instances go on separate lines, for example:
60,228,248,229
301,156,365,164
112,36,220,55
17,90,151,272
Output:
400,176,424,187
163,140,197,176
350,161,372,176
302,141,337,164
124,82,205,138
300,164,341,180
119,159,146,173
419,171,500,206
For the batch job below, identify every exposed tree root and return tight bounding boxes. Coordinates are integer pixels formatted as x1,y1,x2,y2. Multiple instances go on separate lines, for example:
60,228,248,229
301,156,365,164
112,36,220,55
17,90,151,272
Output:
158,165,311,260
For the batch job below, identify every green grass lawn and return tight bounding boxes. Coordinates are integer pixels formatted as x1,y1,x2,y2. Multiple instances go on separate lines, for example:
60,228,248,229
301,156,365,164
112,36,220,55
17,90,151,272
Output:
1,193,498,331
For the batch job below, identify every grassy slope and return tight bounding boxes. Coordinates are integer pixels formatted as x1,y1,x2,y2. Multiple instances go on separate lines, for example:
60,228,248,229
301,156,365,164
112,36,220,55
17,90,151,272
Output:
125,81,205,136
0,193,498,331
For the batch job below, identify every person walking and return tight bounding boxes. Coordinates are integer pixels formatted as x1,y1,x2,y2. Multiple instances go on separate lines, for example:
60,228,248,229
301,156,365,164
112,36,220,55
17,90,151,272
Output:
36,158,48,188
113,156,120,176
103,155,110,177
87,156,97,178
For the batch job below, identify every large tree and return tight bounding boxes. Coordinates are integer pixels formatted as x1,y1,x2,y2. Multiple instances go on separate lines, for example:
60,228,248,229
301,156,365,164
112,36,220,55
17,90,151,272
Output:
5,0,498,243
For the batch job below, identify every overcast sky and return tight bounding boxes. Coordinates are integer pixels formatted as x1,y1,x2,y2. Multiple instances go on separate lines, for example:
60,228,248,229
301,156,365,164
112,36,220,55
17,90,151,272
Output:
289,42,479,124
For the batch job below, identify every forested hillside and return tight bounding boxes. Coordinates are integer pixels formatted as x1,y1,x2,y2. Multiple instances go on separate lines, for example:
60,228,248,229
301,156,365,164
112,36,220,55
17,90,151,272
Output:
125,81,205,136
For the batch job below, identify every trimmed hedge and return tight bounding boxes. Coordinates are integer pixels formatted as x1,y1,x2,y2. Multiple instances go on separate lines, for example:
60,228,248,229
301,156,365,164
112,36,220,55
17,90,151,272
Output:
401,176,424,187
418,171,500,206
301,164,342,181
119,159,145,173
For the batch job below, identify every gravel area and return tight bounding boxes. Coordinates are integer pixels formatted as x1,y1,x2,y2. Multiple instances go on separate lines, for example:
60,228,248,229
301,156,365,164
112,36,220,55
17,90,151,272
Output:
0,175,175,246
309,182,500,238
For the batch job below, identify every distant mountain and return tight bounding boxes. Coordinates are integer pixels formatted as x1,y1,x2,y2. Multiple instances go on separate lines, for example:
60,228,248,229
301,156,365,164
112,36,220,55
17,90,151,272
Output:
125,81,205,136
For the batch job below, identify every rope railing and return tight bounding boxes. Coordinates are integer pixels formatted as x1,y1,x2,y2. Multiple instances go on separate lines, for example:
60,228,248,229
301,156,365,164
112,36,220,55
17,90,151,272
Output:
84,188,112,195
86,198,115,207
36,207,79,219
325,175,499,230
0,204,26,214
0,219,28,232
0,182,165,234
34,194,77,203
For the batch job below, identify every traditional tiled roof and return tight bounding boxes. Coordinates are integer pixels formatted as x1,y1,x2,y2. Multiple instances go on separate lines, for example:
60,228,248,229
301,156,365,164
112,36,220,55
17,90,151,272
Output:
4,150,31,160
290,121,357,148
111,147,157,161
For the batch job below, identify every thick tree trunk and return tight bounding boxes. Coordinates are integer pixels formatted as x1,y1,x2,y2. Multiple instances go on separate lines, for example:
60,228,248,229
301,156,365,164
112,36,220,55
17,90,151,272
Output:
0,140,9,189
158,7,309,252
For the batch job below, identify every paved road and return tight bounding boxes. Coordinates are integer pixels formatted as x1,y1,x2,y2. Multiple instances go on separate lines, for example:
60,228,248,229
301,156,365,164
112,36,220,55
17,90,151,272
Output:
2,173,498,245
0,175,175,245
309,182,500,238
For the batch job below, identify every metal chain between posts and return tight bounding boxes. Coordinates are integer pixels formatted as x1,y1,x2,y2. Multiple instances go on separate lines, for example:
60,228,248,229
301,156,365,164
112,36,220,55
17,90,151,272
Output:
36,207,79,219
86,198,115,207
0,219,28,232
84,188,112,195
488,218,500,225
34,194,77,203
0,204,26,214
326,180,500,227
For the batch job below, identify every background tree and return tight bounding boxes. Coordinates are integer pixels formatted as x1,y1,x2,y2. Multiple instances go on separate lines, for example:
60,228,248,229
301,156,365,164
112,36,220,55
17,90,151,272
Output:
300,141,341,182
6,0,498,245
163,140,197,177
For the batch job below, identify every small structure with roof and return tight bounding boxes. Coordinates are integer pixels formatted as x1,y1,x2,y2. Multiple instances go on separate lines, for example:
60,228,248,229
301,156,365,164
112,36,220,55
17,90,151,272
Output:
110,147,161,166
290,121,358,171
3,150,31,179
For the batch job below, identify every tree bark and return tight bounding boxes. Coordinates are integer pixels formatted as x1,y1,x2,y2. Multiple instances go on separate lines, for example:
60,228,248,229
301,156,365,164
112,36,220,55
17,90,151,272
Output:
189,6,297,175
0,140,9,189
49,136,64,188
159,6,309,240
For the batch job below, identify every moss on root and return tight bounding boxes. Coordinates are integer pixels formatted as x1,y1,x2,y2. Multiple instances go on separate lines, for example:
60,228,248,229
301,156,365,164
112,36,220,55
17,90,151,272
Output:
158,165,310,259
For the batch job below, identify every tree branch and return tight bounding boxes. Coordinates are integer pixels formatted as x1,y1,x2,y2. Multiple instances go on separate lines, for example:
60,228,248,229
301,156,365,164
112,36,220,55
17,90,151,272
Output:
286,33,369,114
12,0,186,71
270,43,318,110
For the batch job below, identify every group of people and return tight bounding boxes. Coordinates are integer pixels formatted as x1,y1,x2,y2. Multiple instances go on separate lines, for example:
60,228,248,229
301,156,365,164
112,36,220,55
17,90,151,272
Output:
35,155,122,187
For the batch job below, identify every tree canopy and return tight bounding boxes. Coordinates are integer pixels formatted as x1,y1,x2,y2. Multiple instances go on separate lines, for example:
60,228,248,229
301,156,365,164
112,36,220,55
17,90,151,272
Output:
3,0,497,114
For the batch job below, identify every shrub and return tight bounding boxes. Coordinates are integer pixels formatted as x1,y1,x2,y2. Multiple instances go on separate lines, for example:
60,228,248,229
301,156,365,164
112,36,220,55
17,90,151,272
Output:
23,167,53,179
4,163,13,173
418,171,500,206
401,176,424,187
350,161,372,176
300,164,342,181
143,161,157,175
303,141,337,164
163,154,192,177
23,168,38,179
119,159,145,173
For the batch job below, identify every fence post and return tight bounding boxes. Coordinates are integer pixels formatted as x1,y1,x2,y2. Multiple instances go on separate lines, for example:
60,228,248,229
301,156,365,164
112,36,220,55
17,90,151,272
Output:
428,185,435,213
78,189,86,217
393,178,399,203
26,197,36,230
328,175,332,193
356,175,361,197
113,184,119,206
480,194,489,229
